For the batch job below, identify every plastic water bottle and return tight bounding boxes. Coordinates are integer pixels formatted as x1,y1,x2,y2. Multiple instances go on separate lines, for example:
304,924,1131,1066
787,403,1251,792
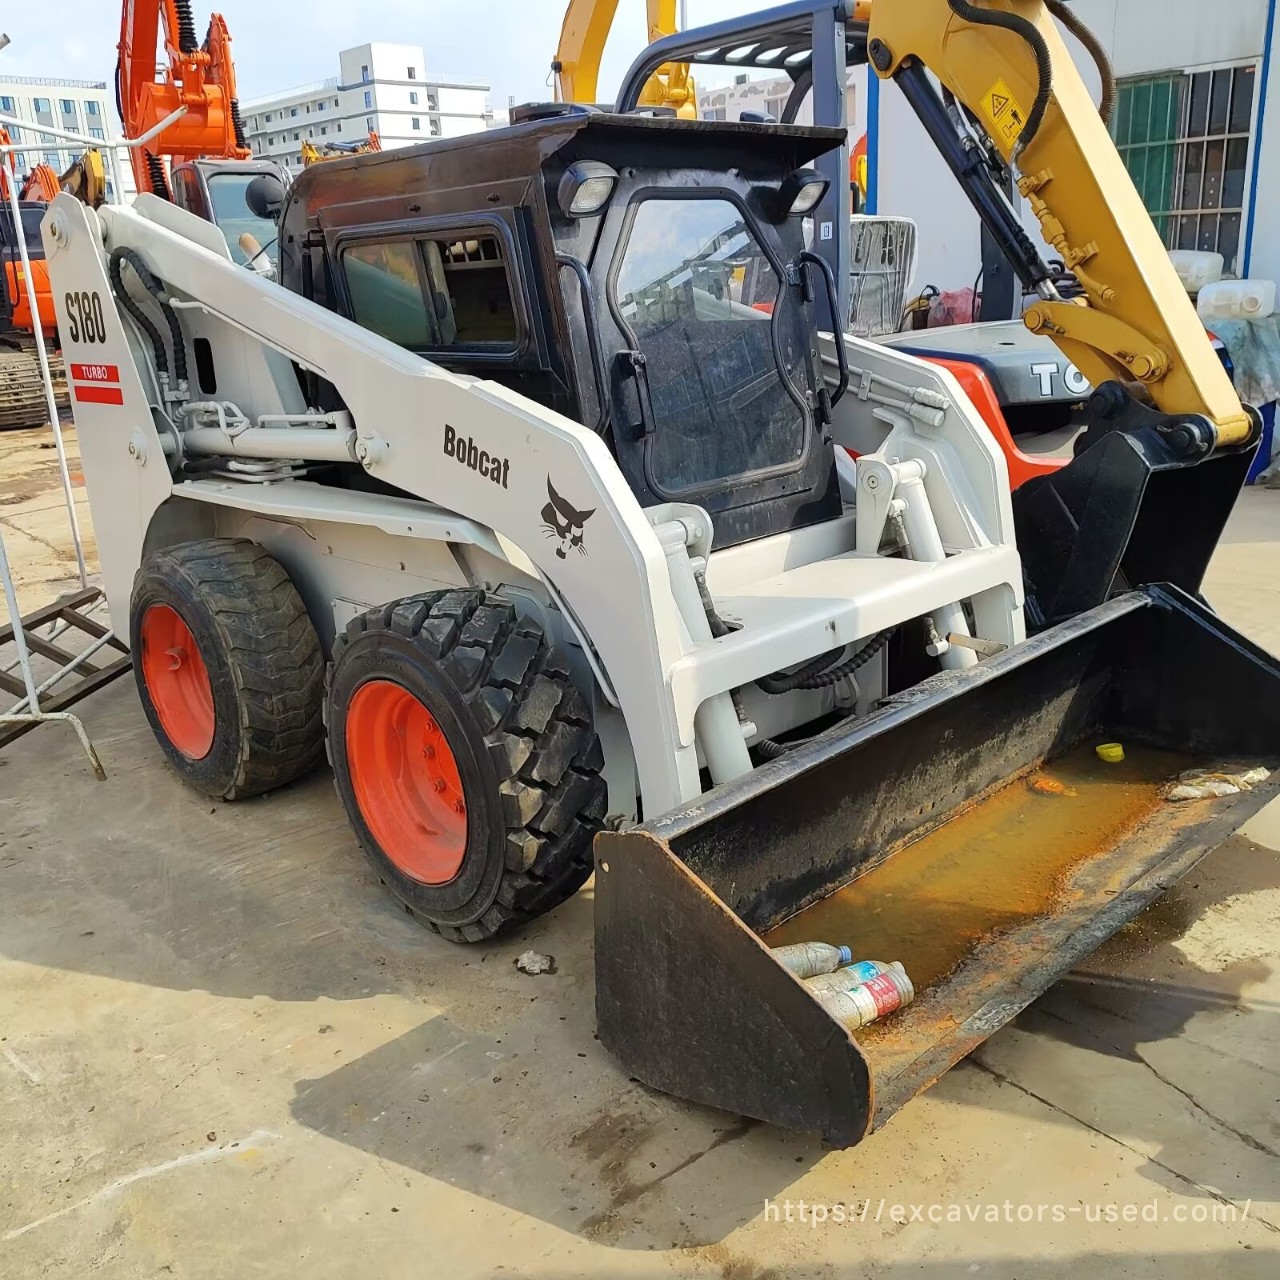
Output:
813,964,916,1029
804,960,902,995
1197,278,1277,322
771,942,852,979
1168,249,1224,294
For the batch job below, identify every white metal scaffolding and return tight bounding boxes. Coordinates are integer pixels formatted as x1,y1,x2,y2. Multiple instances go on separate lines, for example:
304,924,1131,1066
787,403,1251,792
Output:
0,107,187,777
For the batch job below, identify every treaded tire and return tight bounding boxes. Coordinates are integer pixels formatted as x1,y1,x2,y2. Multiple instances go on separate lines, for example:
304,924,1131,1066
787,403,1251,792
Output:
326,590,608,942
130,538,325,799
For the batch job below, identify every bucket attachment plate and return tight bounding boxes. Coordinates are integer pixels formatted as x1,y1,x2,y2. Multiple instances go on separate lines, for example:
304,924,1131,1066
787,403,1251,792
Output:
594,586,1280,1146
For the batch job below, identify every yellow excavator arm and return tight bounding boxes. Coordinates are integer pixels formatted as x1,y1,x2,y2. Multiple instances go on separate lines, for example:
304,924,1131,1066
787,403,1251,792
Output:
865,0,1252,448
554,0,697,118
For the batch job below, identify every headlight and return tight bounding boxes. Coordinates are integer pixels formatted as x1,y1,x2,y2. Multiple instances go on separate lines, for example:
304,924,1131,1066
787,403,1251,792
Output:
558,161,619,218
779,168,829,218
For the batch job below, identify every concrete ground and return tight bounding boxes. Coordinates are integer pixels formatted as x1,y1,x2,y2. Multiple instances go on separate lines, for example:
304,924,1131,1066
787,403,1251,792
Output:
1,428,1278,1278
0,422,93,619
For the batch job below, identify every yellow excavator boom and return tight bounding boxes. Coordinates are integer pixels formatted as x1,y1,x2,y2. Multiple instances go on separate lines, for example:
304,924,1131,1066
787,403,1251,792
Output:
865,0,1252,448
554,0,697,118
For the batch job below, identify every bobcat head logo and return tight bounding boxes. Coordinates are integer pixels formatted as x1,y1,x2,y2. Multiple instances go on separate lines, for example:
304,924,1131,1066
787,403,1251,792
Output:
541,476,595,560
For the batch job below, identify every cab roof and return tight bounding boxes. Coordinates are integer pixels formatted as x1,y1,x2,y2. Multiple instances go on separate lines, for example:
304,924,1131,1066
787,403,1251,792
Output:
283,108,846,214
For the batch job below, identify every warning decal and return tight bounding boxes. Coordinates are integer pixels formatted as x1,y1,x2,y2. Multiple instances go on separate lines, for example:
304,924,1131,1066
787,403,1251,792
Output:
980,78,1028,146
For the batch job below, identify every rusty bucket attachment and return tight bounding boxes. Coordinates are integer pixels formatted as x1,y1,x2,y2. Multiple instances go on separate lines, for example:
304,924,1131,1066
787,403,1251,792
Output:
594,586,1280,1147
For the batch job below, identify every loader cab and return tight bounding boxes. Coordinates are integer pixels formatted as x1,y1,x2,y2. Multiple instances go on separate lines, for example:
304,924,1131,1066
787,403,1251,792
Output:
278,109,846,549
171,158,288,272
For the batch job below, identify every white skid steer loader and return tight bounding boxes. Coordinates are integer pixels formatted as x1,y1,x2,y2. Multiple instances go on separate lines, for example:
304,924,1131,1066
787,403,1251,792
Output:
42,94,1280,1145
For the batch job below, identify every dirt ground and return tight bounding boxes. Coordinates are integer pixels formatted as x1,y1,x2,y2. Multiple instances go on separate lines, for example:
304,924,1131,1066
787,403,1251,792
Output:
1,430,1278,1279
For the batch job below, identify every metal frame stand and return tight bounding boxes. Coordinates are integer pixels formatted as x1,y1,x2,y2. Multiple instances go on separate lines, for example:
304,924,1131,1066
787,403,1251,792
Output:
0,532,107,778
0,107,187,778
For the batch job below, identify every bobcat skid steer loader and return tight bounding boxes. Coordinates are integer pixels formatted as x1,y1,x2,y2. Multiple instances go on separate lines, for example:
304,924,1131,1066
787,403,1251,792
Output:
41,2,1280,1148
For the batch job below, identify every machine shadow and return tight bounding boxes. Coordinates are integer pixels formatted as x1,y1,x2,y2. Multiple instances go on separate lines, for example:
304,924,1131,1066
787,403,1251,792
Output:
289,827,1280,1249
289,1000,831,1251
0,682,547,1003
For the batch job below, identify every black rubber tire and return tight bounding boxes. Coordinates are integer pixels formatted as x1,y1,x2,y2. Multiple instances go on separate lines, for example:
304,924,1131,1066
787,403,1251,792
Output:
326,590,608,942
130,538,326,800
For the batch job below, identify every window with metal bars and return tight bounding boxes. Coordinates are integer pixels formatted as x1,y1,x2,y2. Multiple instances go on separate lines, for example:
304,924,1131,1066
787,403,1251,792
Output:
342,234,518,350
1112,65,1256,274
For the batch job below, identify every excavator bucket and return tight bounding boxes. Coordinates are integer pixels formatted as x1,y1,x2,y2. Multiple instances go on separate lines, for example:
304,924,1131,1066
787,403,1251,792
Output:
594,586,1280,1146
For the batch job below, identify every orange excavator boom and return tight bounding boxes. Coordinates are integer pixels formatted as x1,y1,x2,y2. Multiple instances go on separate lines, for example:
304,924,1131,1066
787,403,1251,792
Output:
117,0,249,198
0,126,15,204
19,164,60,204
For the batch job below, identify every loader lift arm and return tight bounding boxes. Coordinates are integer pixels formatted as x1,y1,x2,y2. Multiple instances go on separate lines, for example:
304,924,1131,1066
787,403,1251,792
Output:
116,0,249,199
554,0,697,117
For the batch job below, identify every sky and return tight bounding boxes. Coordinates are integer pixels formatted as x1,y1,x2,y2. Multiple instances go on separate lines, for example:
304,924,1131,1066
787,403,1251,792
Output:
0,0,749,115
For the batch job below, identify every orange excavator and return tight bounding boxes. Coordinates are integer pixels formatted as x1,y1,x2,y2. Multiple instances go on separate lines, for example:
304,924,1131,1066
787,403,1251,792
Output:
14,162,60,204
117,0,249,199
0,128,107,339
0,127,62,428
0,160,66,428
116,1,285,268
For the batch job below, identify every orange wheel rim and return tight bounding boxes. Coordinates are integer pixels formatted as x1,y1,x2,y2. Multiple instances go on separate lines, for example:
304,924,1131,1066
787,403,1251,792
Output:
345,679,468,885
140,604,216,760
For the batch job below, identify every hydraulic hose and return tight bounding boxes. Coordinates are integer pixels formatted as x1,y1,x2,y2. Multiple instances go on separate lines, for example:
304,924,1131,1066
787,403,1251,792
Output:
947,0,1053,161
694,567,754,728
109,247,188,385
1045,0,1116,125
757,628,896,696
756,648,843,695
109,249,168,380
786,628,895,691
755,630,896,758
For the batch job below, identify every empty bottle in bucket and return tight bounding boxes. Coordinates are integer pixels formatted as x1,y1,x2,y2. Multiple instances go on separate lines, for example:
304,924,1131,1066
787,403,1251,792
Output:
814,964,916,1029
771,941,852,979
805,959,904,995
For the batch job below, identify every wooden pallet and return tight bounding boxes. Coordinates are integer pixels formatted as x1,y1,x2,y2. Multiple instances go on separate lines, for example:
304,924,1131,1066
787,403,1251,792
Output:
0,587,131,748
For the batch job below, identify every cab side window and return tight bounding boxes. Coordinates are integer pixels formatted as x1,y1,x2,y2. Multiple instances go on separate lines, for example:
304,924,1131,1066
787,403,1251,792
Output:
340,233,520,353
345,241,436,347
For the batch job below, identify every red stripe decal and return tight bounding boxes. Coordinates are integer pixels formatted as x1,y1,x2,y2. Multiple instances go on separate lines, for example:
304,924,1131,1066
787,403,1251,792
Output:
70,363,120,383
73,384,125,405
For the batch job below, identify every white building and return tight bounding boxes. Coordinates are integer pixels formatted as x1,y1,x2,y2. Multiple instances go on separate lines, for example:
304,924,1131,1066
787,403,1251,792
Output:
241,43,493,179
0,73,126,195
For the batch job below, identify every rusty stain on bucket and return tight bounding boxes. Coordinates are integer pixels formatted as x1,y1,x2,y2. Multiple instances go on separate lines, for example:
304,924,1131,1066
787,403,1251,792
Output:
763,743,1190,998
